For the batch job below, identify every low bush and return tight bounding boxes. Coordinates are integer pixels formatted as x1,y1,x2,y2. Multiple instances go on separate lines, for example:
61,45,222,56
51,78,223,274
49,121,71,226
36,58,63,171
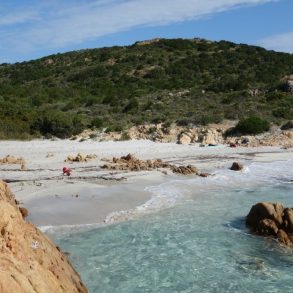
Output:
234,116,270,135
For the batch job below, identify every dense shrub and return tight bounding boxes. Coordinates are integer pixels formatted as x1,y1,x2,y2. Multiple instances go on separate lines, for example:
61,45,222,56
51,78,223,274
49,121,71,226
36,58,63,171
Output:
1,38,293,139
176,118,190,127
91,117,103,129
123,98,139,113
234,117,270,135
31,111,83,138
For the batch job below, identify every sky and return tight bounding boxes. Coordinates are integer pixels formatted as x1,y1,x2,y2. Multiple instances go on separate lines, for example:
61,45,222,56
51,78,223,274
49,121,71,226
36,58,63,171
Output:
0,0,292,63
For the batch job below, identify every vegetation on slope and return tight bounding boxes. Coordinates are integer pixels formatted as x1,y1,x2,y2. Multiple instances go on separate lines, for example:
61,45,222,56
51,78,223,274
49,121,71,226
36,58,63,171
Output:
0,38,292,138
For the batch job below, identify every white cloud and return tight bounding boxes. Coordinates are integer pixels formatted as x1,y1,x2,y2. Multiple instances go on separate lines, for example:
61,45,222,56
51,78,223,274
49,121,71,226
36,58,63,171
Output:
0,0,277,55
258,32,293,53
0,12,39,26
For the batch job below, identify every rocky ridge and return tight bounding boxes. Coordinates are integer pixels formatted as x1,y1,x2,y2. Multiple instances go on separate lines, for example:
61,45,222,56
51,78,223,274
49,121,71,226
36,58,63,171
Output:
0,181,87,293
75,121,293,148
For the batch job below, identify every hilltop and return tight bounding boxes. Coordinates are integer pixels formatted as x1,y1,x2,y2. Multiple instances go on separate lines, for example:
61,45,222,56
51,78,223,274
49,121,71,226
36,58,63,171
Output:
0,38,292,139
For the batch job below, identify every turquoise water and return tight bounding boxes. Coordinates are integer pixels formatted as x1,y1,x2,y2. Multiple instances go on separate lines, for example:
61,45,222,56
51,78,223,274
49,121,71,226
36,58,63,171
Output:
54,160,293,293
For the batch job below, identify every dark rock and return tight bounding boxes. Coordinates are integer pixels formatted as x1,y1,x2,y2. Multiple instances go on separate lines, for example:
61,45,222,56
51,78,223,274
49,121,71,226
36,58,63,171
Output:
283,79,293,94
242,137,250,144
230,162,243,171
283,208,293,233
246,202,293,247
246,202,284,227
19,207,29,219
258,219,278,235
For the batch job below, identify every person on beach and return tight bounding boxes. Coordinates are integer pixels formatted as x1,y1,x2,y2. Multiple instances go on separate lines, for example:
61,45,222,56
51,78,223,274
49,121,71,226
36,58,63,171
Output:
63,167,72,176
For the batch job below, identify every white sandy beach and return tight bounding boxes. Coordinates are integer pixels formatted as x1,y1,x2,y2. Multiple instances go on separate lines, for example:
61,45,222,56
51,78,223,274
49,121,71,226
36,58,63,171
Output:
0,139,292,230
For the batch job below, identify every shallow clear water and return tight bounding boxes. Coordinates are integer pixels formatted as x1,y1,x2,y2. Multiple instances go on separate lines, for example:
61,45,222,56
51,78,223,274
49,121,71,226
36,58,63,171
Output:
54,160,293,293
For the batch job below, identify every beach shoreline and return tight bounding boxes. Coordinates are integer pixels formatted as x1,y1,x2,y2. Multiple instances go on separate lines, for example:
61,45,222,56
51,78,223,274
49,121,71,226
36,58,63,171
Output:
0,139,292,230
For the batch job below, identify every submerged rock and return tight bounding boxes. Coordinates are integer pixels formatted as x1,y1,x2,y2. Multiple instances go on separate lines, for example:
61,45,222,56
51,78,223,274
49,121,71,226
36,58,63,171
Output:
0,181,87,292
246,202,293,247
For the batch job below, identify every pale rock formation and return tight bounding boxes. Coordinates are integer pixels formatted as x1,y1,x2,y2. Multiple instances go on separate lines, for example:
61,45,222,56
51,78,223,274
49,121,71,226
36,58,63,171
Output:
0,155,27,171
282,75,293,94
65,153,97,163
178,133,192,145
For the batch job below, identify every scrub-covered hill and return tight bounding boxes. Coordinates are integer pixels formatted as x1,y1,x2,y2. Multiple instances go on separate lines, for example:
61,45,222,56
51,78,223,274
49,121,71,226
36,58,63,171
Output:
0,38,292,138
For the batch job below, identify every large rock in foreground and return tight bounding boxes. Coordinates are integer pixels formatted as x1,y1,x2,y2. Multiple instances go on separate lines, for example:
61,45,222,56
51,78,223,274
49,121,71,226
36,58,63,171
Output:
0,181,87,293
246,202,293,247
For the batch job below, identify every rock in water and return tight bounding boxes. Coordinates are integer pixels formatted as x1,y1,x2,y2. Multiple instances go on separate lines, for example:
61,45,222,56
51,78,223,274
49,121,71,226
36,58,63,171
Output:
0,181,88,292
246,202,284,227
230,162,244,171
246,202,293,247
283,208,293,233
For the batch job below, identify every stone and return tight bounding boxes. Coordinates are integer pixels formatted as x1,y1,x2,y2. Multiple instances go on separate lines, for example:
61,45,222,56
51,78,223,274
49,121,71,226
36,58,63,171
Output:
230,162,243,171
258,219,278,235
20,163,27,171
277,229,293,247
199,173,210,177
178,133,191,145
202,132,217,145
0,155,27,170
0,181,87,292
283,208,293,233
246,202,284,228
284,80,293,94
246,202,293,248
19,207,28,218
65,153,97,162
172,165,198,175
101,155,203,176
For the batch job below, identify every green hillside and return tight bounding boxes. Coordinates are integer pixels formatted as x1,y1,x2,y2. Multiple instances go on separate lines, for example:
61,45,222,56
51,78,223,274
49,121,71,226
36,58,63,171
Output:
0,38,292,138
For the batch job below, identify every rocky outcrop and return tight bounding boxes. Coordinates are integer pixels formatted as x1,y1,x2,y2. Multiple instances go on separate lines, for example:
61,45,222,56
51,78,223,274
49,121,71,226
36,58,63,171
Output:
65,153,97,163
0,181,87,293
200,128,224,145
74,120,293,148
230,162,244,171
281,75,293,94
177,133,192,145
0,155,27,171
246,202,293,247
101,154,207,177
171,165,198,175
101,154,171,171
